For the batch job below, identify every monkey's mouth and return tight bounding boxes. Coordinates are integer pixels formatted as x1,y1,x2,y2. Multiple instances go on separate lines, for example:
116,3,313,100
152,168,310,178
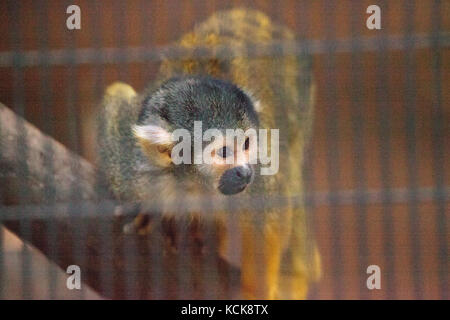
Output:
218,182,248,195
217,166,253,195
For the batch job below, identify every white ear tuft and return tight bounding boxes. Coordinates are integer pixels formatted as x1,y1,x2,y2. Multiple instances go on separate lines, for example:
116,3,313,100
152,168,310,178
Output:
132,124,172,145
253,100,262,112
242,87,262,113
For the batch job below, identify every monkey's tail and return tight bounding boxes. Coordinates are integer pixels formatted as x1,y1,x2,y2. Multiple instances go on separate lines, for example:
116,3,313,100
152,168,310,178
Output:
97,82,141,201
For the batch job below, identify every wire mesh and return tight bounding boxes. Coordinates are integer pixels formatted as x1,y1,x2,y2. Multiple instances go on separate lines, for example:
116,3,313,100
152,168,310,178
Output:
0,0,448,300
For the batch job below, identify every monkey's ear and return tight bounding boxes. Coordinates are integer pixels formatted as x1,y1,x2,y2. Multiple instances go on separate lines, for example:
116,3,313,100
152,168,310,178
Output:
242,88,262,113
133,124,173,167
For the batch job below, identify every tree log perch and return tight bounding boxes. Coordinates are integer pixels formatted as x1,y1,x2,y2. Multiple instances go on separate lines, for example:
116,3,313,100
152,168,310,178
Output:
0,103,239,299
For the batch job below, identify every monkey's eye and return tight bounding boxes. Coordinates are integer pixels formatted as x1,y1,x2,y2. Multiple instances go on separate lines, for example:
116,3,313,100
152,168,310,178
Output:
218,146,232,158
244,137,250,150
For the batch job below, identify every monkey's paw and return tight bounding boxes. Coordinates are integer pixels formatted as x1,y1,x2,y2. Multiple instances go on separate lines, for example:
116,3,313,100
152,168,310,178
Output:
123,214,153,236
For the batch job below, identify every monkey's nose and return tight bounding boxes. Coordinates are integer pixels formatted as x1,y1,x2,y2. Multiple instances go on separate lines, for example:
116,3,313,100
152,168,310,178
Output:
218,166,253,195
235,165,253,184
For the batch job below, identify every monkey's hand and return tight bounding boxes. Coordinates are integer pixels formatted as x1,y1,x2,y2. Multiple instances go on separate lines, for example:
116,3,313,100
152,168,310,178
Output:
123,213,154,236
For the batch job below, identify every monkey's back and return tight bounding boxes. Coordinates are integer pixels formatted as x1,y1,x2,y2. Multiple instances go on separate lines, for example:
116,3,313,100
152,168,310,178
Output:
159,8,314,197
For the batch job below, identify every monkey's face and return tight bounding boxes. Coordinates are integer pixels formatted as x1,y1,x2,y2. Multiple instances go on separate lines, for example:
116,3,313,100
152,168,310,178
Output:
197,134,256,195
134,76,260,196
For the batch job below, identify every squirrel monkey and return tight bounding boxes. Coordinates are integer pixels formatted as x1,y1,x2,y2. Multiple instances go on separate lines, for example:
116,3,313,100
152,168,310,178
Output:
98,9,320,299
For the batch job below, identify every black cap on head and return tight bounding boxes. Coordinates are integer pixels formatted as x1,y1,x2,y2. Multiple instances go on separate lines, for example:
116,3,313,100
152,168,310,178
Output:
138,76,259,132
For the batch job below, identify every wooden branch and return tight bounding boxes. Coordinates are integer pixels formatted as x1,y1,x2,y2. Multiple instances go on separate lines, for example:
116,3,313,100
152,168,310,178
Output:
0,104,239,299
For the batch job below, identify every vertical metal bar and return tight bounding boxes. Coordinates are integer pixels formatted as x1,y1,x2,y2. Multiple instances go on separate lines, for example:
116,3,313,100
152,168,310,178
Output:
148,0,170,277
176,208,192,299
270,0,304,299
141,0,158,83
294,0,320,300
136,0,149,300
375,0,396,300
402,0,422,300
7,0,32,300
169,0,189,300
0,116,3,299
64,0,86,300
350,1,368,300
203,209,220,299
113,0,138,299
322,0,343,300
204,10,221,297
35,0,58,299
198,1,218,299
90,0,114,299
138,0,158,300
150,213,163,299
115,0,128,82
200,2,220,299
140,0,154,56
0,226,3,299
430,0,448,300
0,59,5,298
